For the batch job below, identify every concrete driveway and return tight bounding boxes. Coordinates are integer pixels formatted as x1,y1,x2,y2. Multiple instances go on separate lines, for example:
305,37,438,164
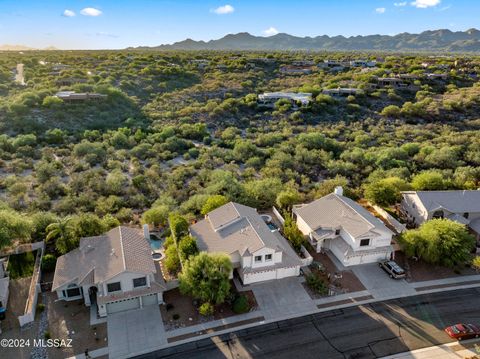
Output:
351,263,416,299
251,277,317,320
107,305,167,359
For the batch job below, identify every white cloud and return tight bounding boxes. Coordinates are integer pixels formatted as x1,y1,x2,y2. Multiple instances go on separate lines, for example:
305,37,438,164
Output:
375,7,386,13
410,0,441,8
63,9,75,17
394,2,407,6
80,7,103,16
263,27,279,36
211,5,235,15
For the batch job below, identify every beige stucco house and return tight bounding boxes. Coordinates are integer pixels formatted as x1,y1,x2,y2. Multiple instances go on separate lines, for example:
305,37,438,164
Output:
190,202,302,285
401,190,480,238
293,187,394,266
52,226,165,317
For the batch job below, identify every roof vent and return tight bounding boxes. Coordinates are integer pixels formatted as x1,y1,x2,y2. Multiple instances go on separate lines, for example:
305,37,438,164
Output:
334,186,344,196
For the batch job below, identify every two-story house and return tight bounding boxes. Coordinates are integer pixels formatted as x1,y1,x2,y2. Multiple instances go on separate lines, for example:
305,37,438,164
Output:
401,190,480,239
52,226,166,317
293,187,394,266
190,202,302,285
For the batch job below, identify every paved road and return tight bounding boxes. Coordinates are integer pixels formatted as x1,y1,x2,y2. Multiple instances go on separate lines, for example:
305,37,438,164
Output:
134,288,480,359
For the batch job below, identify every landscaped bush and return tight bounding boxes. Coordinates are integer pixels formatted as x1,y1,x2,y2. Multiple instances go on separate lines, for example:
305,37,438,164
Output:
305,274,328,295
164,244,180,273
232,295,250,314
41,253,57,272
199,302,214,316
172,313,180,320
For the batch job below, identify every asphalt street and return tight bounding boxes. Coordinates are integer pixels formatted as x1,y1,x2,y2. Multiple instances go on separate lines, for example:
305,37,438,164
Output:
134,287,480,359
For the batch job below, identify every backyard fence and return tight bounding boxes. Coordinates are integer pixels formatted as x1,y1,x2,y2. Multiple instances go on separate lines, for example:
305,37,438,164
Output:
272,206,285,226
300,245,313,266
371,205,407,234
18,246,43,327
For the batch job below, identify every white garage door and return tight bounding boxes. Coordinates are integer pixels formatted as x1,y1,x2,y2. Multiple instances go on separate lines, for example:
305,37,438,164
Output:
142,294,158,307
107,297,140,314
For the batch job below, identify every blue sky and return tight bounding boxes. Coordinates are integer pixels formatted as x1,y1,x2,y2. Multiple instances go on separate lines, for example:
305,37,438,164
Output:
0,0,477,49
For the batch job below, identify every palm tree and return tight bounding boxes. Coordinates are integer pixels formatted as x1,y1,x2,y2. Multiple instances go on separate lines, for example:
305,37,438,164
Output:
46,216,75,254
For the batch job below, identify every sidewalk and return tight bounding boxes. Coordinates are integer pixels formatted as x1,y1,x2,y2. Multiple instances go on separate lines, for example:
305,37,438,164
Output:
380,339,480,359
67,273,480,358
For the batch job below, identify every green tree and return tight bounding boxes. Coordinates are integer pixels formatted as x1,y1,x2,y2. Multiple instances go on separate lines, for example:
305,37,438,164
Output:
142,205,170,227
46,216,76,254
201,195,229,215
179,252,232,305
400,219,475,267
283,215,305,251
30,212,58,242
364,177,410,206
177,235,199,262
411,171,447,190
276,189,301,211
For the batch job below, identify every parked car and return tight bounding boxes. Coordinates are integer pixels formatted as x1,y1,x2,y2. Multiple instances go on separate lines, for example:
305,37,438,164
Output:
379,260,406,279
445,323,480,340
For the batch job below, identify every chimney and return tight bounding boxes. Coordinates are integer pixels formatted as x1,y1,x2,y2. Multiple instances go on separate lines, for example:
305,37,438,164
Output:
334,186,344,196
143,224,150,240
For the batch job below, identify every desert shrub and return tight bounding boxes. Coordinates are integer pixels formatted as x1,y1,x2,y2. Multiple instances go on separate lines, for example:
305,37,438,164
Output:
232,295,250,314
199,302,214,316
41,254,57,272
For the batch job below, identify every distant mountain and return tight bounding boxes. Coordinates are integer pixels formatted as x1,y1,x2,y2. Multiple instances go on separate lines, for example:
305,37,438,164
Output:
131,29,480,52
0,44,58,51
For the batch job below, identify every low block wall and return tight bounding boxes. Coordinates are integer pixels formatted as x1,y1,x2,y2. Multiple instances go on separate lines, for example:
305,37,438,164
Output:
19,247,43,327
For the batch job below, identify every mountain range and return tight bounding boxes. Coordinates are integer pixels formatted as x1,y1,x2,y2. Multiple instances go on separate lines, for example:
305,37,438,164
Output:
132,29,480,52
0,44,58,51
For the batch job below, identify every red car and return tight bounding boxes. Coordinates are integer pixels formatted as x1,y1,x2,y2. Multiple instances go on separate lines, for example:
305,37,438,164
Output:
444,323,480,340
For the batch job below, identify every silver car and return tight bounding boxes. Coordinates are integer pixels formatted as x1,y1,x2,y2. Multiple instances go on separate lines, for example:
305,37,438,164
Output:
379,260,406,279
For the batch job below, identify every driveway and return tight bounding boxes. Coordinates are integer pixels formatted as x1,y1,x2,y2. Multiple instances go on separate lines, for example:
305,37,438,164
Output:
107,305,167,359
251,277,317,320
351,263,416,299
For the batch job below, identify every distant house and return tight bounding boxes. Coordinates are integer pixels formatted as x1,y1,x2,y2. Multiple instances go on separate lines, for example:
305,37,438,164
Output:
293,187,394,266
52,226,166,317
322,88,361,97
401,190,480,238
319,60,347,71
190,202,303,285
350,60,377,68
375,77,407,88
0,258,9,317
426,73,448,80
279,65,313,75
257,92,312,108
54,91,107,102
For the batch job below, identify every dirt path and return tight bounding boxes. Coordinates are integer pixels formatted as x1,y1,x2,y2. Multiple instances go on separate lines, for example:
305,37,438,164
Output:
15,63,25,85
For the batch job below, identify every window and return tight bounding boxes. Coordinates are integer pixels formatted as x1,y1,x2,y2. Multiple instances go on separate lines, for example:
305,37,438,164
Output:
107,282,121,293
265,254,272,261
335,229,340,235
65,285,81,298
133,277,147,288
360,239,370,247
464,212,469,219
254,255,262,263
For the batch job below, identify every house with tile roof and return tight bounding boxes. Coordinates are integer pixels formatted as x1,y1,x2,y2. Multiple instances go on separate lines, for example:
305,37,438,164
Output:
52,226,166,317
401,190,480,238
293,187,394,266
190,202,303,285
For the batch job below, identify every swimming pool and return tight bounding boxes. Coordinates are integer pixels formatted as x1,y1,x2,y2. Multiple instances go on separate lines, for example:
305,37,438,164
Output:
149,236,164,251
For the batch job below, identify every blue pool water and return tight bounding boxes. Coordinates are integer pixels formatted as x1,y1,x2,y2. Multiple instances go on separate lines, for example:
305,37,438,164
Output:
267,222,278,231
149,236,164,251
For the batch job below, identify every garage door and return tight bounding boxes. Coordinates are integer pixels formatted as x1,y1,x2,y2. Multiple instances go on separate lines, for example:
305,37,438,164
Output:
142,294,158,307
107,297,140,314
